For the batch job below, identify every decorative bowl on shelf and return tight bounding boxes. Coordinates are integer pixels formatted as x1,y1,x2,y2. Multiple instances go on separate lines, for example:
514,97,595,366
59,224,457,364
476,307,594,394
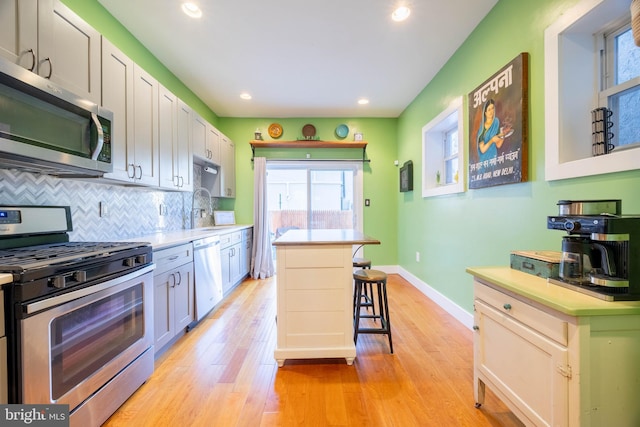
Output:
302,124,316,140
268,123,283,139
335,124,349,138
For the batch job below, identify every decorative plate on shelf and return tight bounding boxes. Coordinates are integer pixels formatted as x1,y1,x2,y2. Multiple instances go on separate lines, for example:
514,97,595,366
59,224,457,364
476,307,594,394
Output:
302,124,316,139
335,124,349,138
268,123,283,139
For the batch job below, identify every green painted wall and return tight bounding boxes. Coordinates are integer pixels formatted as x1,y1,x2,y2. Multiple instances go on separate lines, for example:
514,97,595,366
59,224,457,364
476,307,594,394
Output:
61,0,218,125
218,118,399,266
397,0,640,313
61,0,640,316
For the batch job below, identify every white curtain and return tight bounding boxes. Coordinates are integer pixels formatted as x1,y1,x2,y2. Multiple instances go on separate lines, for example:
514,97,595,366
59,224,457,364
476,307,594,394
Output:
251,157,274,279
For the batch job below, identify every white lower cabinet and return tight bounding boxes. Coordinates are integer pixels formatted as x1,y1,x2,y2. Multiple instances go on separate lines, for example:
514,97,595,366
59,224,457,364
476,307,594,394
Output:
153,244,194,354
219,227,252,295
220,230,242,296
241,228,253,276
473,279,640,427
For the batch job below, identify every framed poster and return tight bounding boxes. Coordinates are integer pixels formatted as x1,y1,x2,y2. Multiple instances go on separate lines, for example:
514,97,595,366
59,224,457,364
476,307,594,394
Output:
468,52,529,189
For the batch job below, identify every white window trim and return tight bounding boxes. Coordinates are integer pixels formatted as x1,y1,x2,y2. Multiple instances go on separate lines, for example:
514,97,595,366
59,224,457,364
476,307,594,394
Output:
422,96,465,197
544,0,638,181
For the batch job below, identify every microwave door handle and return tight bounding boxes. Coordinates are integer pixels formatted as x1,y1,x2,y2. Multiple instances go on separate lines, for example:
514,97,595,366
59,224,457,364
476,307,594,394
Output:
90,112,104,160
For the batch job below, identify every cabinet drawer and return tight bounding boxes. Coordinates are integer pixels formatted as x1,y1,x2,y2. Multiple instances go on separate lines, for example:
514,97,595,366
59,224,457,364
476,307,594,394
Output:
285,247,345,268
474,281,567,346
220,231,242,248
154,243,193,275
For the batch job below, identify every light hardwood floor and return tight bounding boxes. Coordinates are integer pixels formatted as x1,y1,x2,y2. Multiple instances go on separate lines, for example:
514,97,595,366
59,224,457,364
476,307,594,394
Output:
104,274,524,426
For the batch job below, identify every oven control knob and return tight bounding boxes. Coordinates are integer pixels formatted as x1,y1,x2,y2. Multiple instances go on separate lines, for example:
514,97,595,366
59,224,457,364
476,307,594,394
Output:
136,254,148,265
124,257,136,267
51,276,66,289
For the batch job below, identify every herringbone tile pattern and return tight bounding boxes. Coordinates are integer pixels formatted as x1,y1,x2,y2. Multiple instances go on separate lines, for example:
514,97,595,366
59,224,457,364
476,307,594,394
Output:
0,168,215,241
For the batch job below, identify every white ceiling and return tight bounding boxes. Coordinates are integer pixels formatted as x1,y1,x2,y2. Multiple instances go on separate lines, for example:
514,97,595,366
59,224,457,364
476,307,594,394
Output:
97,0,498,118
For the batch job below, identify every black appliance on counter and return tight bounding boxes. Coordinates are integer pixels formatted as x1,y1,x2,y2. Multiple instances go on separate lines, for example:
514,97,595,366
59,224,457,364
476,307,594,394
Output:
548,200,640,300
0,205,154,426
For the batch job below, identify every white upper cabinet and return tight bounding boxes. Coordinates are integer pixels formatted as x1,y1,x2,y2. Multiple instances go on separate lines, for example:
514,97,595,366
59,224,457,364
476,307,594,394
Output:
132,64,159,186
191,112,208,161
0,0,100,103
158,86,192,192
101,38,135,183
0,0,38,67
206,124,221,166
220,135,235,198
176,100,193,191
158,84,178,190
193,112,221,166
42,0,101,103
102,41,160,187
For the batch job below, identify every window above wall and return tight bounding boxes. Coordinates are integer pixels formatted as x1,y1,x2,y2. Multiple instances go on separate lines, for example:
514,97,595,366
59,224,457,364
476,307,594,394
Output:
422,97,465,197
545,0,640,181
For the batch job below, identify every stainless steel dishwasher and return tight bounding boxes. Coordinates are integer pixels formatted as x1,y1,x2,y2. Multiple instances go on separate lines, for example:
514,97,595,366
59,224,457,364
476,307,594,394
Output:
193,235,223,322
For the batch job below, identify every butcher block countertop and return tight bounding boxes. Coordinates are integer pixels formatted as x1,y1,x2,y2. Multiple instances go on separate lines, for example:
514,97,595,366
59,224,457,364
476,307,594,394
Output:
467,266,640,317
273,229,380,246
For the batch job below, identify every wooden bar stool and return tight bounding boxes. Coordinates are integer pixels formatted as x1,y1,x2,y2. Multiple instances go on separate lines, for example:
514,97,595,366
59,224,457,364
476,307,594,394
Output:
352,257,374,315
353,269,393,353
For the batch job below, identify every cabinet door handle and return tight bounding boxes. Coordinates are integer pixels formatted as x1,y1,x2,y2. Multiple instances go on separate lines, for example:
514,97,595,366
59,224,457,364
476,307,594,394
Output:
169,273,176,288
42,57,53,79
128,163,136,179
26,48,36,71
176,271,182,286
503,303,512,310
136,165,143,180
472,325,480,331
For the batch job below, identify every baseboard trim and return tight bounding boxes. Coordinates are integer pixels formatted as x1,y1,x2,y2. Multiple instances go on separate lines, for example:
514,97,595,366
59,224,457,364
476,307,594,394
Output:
373,265,473,330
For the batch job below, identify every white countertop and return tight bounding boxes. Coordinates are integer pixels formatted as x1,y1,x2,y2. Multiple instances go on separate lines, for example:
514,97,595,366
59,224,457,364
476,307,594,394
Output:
124,224,253,251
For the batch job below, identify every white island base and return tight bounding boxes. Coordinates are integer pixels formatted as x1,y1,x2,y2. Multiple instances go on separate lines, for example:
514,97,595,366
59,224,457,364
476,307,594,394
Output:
273,229,379,367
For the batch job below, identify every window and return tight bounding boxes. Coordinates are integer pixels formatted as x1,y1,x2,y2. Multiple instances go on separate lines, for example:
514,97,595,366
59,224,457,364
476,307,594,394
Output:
600,24,640,148
266,161,363,238
422,96,465,197
443,127,459,185
545,0,640,180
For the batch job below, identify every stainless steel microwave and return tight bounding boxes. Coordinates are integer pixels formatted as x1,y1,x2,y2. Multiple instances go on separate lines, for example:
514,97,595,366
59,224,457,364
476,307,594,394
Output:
0,58,112,177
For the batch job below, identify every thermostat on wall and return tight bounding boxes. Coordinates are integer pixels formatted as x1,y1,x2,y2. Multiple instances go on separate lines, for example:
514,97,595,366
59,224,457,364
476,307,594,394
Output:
213,210,236,226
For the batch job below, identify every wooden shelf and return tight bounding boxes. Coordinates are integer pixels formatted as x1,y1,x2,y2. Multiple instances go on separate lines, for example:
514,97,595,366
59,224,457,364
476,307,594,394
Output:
250,140,367,149
249,140,369,162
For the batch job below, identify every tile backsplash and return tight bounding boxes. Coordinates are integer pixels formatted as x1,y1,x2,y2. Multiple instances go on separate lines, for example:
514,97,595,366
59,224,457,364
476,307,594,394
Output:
0,165,218,241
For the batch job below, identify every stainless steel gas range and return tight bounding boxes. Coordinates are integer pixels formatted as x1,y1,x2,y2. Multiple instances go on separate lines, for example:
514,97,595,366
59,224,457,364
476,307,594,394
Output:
0,205,155,426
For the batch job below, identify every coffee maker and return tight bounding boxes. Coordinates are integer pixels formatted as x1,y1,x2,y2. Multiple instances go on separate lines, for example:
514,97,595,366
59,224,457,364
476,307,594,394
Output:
548,200,640,301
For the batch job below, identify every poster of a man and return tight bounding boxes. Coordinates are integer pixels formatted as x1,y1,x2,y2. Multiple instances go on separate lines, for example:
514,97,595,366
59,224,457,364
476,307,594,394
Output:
468,53,528,189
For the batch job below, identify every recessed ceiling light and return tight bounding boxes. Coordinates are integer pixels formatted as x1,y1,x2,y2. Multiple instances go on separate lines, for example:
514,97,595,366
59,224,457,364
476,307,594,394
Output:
240,93,252,100
182,2,202,19
358,98,370,105
392,6,411,22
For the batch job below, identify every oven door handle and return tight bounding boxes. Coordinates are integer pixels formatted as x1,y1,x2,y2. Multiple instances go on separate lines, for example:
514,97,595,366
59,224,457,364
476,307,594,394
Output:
24,264,156,315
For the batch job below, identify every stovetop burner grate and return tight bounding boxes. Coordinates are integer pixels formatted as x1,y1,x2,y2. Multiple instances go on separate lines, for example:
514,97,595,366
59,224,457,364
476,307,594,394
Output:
0,241,150,272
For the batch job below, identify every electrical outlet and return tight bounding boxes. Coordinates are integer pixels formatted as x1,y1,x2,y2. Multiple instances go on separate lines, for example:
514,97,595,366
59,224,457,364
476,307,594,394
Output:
99,201,108,218
365,199,370,207
416,251,420,262
159,203,167,216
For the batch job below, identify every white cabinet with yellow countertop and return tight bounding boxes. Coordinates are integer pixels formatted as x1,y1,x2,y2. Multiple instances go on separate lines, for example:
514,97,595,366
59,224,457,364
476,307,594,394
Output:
467,267,640,427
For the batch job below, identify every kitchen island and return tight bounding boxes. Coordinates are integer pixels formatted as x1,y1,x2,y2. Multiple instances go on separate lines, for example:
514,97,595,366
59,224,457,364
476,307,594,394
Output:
273,229,380,366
